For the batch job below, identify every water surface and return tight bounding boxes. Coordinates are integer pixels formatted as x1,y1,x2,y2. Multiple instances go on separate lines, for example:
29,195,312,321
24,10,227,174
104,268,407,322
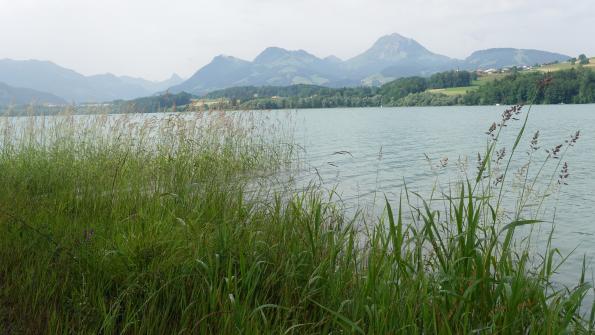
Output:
280,105,595,286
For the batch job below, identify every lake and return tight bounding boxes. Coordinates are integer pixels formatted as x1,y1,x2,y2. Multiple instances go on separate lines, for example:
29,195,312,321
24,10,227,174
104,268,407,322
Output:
275,105,594,287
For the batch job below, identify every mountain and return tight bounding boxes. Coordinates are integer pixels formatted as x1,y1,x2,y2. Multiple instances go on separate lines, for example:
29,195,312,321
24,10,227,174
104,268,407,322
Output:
463,48,571,70
171,33,571,95
345,33,458,78
251,47,345,85
170,55,253,94
0,35,573,101
120,73,184,93
0,82,66,105
0,59,181,103
170,49,348,94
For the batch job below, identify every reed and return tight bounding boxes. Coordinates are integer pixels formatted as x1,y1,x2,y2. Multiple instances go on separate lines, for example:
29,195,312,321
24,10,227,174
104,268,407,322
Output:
0,107,592,334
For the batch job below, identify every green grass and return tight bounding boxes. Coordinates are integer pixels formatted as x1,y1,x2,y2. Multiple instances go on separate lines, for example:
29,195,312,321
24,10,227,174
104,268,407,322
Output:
0,108,593,334
427,86,479,96
533,58,595,72
425,75,504,97
475,73,509,84
427,58,595,99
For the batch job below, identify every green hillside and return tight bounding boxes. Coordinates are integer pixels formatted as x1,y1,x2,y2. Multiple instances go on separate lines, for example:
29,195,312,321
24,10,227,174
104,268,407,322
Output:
423,57,593,98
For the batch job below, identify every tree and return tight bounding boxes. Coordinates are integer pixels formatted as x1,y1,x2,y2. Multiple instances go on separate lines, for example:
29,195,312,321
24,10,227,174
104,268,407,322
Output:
569,57,577,65
427,71,475,89
578,54,590,65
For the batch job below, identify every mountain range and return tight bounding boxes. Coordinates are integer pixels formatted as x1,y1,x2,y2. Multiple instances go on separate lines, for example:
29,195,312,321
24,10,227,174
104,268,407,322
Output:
0,59,183,104
0,33,572,103
0,82,66,105
171,33,571,95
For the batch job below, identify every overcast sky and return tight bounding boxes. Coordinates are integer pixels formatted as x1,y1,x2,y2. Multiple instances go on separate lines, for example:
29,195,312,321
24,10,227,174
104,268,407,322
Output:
1,0,593,81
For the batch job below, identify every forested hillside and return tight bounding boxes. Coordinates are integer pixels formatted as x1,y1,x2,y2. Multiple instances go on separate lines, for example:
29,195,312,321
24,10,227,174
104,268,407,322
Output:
112,68,595,112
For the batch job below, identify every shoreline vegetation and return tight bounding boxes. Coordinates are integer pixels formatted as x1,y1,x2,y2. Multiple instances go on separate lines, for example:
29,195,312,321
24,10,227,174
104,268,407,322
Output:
1,103,594,333
1,58,594,116
185,65,595,110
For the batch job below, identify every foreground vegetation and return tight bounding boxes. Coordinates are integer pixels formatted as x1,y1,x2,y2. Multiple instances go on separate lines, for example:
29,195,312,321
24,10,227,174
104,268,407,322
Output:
0,106,593,334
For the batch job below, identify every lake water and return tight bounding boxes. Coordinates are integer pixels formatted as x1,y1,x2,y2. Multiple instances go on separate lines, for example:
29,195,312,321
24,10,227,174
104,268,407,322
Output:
276,105,595,287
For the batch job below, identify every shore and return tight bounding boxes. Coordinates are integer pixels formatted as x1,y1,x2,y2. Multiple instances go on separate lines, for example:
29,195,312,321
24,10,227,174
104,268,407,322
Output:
1,108,593,334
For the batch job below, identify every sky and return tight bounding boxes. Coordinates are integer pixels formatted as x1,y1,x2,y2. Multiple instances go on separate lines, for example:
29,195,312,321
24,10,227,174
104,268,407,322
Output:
1,0,593,81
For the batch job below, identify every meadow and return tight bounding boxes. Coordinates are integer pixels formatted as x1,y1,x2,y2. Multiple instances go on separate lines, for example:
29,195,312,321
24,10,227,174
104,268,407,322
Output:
424,58,595,99
533,58,595,72
427,86,479,96
0,107,593,334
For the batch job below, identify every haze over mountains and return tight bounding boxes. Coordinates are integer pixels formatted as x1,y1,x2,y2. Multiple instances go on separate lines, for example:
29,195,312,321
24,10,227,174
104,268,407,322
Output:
171,33,570,95
0,59,183,103
0,33,571,104
0,82,66,105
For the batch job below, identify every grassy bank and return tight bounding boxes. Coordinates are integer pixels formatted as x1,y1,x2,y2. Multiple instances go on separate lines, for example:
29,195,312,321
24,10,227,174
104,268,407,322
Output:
0,108,593,334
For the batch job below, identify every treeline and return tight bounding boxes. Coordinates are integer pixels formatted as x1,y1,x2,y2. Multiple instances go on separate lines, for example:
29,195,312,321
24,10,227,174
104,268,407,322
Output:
206,85,379,101
206,70,475,109
207,85,382,109
428,70,477,88
113,92,194,113
226,68,594,108
238,94,382,110
464,67,595,105
376,71,474,104
393,91,462,107
108,71,475,112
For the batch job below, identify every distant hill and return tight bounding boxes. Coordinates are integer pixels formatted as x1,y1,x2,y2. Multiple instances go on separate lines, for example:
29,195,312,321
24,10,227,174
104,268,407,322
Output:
345,33,459,79
0,82,66,105
170,56,254,95
119,73,184,93
463,48,571,70
170,49,349,95
0,59,181,103
170,33,571,95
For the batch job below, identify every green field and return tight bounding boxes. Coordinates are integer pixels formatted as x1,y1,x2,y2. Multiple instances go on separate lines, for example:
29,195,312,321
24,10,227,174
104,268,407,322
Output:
426,73,506,96
534,57,595,72
425,58,594,98
427,85,479,96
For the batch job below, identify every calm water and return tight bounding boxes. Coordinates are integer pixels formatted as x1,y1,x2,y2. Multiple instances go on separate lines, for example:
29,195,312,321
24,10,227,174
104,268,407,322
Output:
276,105,595,286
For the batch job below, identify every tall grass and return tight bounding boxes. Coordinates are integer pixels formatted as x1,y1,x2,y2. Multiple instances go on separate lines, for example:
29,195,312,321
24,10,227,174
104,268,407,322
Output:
0,107,592,334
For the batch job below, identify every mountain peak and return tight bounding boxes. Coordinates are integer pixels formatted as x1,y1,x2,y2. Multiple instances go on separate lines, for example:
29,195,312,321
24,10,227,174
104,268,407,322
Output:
213,54,244,62
168,73,183,81
261,46,288,54
344,33,455,78
254,47,288,61
155,33,571,95
368,33,427,56
253,47,322,65
254,47,303,64
374,33,411,45
324,55,342,63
